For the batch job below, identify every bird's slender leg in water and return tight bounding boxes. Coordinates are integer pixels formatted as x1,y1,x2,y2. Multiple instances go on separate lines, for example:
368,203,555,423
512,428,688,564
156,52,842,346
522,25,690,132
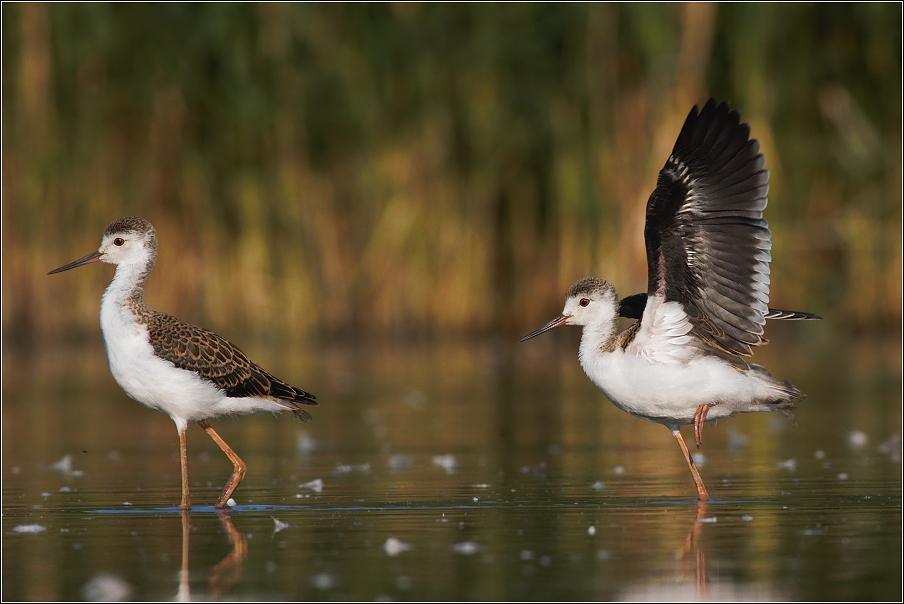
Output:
198,420,247,509
672,428,711,502
179,429,191,510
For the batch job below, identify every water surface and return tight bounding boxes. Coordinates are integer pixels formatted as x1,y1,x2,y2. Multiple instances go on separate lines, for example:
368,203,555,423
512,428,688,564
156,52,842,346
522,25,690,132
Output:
3,329,901,600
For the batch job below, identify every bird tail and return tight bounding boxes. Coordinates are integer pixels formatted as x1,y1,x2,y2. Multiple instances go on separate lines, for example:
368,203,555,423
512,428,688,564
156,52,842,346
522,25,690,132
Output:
748,363,806,407
288,386,318,423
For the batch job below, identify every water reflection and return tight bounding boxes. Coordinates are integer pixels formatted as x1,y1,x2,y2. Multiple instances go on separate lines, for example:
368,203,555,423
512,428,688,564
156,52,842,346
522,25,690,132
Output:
678,502,710,599
176,511,247,601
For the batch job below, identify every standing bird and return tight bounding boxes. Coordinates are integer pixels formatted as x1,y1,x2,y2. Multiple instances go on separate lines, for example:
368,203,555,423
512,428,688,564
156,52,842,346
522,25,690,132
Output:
521,99,818,501
49,217,318,509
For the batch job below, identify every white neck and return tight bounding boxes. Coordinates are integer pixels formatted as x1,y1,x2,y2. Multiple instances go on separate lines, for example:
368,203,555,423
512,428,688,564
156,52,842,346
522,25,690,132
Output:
101,259,151,310
577,306,619,370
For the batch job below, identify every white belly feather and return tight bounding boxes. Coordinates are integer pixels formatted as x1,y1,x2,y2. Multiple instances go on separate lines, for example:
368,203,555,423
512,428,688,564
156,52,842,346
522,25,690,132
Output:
581,347,783,426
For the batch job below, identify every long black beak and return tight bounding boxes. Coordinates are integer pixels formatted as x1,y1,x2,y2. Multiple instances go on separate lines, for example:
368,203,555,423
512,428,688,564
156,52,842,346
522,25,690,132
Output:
48,250,102,275
519,315,569,342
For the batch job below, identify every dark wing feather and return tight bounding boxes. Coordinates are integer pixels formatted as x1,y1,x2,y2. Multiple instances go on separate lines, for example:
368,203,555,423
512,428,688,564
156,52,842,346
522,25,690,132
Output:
618,293,648,320
620,293,820,323
644,99,773,356
764,308,821,320
145,310,317,418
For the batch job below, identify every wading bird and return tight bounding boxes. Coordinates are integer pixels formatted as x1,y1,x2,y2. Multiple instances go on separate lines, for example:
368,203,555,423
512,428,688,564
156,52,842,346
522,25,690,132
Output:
49,217,318,509
521,100,818,500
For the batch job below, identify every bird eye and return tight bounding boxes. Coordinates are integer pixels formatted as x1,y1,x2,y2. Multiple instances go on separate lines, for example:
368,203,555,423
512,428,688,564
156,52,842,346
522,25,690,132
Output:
113,238,125,246
580,298,590,307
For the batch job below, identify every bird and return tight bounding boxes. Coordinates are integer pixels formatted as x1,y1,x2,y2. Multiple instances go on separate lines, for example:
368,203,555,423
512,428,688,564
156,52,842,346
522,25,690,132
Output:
520,99,819,501
49,217,318,510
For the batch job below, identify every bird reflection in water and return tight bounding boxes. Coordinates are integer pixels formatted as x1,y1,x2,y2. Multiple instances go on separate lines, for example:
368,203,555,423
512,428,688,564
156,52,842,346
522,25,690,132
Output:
678,502,711,598
177,511,248,601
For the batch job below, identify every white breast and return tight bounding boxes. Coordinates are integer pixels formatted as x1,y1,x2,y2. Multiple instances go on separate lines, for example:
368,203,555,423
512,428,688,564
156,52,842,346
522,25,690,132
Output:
99,295,225,430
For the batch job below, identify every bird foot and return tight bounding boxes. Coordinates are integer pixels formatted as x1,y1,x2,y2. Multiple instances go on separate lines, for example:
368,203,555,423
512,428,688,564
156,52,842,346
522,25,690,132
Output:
693,404,716,448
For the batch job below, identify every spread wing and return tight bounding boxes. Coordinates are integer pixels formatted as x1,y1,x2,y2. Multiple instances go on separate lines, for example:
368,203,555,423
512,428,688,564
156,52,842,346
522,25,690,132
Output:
620,293,820,322
643,99,771,356
145,311,318,414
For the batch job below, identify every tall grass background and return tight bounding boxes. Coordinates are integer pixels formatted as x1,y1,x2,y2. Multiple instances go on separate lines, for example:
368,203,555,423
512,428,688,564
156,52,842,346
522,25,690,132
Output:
3,3,900,344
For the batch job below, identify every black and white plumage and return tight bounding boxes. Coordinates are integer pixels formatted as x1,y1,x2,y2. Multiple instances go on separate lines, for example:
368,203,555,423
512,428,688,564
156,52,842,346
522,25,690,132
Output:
49,216,318,509
521,100,819,501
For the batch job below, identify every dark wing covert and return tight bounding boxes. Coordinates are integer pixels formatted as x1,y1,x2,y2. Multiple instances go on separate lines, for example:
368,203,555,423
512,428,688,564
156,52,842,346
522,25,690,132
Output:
145,311,318,410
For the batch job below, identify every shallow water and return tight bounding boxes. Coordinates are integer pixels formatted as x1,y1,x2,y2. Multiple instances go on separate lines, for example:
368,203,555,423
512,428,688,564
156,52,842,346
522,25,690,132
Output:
3,327,901,600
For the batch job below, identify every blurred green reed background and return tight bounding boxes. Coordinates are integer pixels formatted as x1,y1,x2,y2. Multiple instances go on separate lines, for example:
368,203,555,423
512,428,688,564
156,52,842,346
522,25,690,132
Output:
2,3,900,343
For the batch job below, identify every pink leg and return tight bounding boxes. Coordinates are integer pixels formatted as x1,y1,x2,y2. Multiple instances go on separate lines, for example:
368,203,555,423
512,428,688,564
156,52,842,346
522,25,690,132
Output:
693,403,716,448
179,429,191,510
672,428,711,502
198,420,247,509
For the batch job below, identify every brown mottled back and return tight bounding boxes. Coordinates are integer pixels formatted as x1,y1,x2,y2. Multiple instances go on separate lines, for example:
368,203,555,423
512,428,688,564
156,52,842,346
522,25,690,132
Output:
144,309,318,421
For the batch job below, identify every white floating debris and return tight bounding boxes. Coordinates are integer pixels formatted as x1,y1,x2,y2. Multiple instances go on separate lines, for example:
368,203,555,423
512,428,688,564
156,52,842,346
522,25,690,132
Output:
590,481,606,490
539,555,551,567
519,462,547,476
59,486,72,493
878,434,902,462
698,517,717,524
837,472,849,481
51,455,73,473
82,572,133,601
45,454,85,477
520,550,535,561
311,572,336,590
122,502,132,507
587,526,597,536
451,541,480,555
814,450,826,460
225,498,237,507
612,465,625,475
272,517,290,534
41,492,52,497
846,431,868,448
432,454,457,474
334,462,371,474
12,524,46,534
383,537,413,556
596,549,611,561
776,458,797,471
387,454,414,471
472,496,479,502
742,515,754,522
728,429,750,448
691,453,706,466
297,431,319,454
299,478,324,493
